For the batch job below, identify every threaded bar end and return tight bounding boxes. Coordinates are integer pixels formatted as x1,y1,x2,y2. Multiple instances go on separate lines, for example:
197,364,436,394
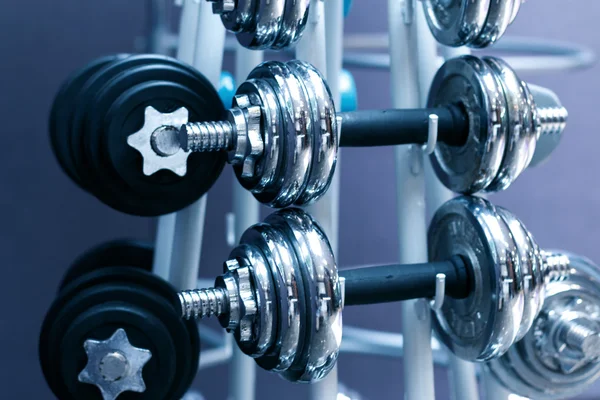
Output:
543,251,571,282
180,121,235,152
538,106,568,137
178,287,229,320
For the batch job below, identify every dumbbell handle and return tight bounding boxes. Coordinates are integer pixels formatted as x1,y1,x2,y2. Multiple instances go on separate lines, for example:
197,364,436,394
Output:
179,104,469,153
341,255,470,306
178,255,471,322
338,105,467,148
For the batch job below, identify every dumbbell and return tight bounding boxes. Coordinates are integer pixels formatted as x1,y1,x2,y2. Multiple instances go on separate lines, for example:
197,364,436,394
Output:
486,252,600,399
422,0,523,48
175,196,571,382
39,240,200,400
49,53,227,216
169,55,566,207
206,0,310,50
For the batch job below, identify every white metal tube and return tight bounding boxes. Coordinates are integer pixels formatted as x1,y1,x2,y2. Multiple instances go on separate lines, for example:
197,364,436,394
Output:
153,0,200,279
388,1,435,399
296,2,338,399
168,1,226,291
226,45,264,400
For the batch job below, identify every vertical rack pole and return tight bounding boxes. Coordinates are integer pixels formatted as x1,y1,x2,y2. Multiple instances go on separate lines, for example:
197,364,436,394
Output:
226,45,264,400
296,1,339,399
155,0,226,292
387,0,435,398
152,0,200,279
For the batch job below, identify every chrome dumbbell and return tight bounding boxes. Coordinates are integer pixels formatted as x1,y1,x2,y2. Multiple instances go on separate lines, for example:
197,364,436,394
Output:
206,0,310,50
422,0,523,48
486,253,600,399
158,55,566,207
175,196,571,382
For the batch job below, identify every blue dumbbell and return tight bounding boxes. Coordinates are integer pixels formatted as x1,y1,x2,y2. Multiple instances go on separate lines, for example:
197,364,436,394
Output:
344,0,353,17
218,71,236,107
339,68,358,112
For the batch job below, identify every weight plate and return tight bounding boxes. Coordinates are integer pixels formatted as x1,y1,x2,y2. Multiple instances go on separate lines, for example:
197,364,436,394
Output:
235,79,285,203
484,57,537,192
288,61,338,206
50,54,127,186
272,0,310,49
495,205,544,341
428,56,507,194
250,61,313,207
471,0,515,48
238,223,304,373
429,196,522,361
87,61,224,200
220,0,257,33
99,81,225,216
422,0,490,47
69,55,178,192
40,267,199,400
59,239,153,290
236,0,285,49
266,208,342,382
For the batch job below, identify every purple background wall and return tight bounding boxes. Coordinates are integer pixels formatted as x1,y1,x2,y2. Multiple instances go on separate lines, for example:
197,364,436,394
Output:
1,0,599,399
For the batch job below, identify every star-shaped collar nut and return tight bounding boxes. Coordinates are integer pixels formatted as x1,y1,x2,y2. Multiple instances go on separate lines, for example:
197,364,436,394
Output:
78,328,152,400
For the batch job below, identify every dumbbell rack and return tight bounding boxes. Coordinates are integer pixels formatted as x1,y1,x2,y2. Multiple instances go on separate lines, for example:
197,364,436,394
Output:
138,1,595,400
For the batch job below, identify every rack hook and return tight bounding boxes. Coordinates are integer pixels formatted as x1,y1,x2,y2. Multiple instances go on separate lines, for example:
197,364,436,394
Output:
430,273,446,311
423,113,438,155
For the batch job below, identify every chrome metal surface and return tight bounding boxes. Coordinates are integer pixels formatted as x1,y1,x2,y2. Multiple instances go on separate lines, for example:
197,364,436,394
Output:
127,106,191,176
237,0,285,49
266,208,343,382
422,0,490,47
484,57,537,192
428,56,568,194
273,0,310,49
428,56,507,194
486,252,600,399
78,328,152,400
428,196,518,361
471,0,517,48
288,60,338,205
429,196,572,362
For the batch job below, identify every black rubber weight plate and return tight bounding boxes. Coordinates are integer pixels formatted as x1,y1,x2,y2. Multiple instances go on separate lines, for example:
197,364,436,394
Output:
68,55,177,193
40,267,199,400
59,239,154,291
49,54,128,186
85,63,225,216
96,80,226,216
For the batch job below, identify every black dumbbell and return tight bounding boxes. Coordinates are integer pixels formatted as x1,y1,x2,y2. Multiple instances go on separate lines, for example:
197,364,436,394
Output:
49,54,226,216
39,240,200,399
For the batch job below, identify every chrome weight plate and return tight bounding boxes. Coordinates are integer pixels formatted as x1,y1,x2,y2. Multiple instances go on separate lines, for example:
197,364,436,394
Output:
219,0,257,33
273,0,310,49
249,61,313,207
237,0,285,49
288,61,338,206
266,208,342,382
495,205,544,341
484,57,537,192
422,0,490,47
427,56,507,194
487,253,600,399
471,0,517,48
428,196,522,361
238,223,304,374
